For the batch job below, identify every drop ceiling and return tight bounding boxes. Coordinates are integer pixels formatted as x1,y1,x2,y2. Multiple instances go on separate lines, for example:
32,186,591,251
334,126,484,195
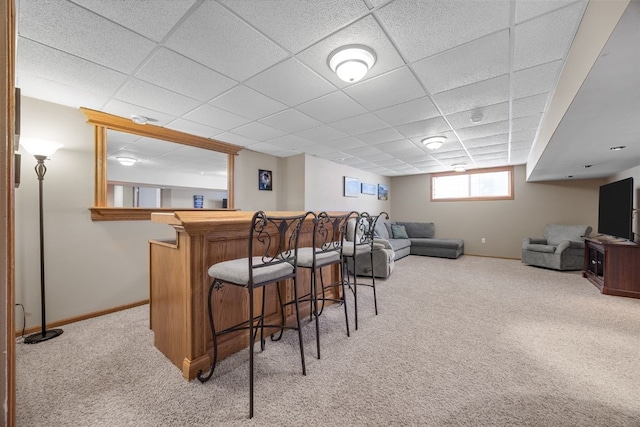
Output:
14,0,640,181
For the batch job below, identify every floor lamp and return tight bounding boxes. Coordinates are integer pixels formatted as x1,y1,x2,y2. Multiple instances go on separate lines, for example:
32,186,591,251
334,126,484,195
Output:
21,138,64,344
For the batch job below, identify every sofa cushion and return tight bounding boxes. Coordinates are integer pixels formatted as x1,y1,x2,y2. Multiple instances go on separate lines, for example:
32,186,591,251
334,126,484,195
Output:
391,224,409,239
388,238,411,252
524,243,556,254
395,221,435,238
373,219,391,240
410,238,463,249
544,224,591,246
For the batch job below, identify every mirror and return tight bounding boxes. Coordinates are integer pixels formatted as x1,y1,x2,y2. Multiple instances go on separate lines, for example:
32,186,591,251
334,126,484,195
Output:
106,130,229,209
81,108,242,221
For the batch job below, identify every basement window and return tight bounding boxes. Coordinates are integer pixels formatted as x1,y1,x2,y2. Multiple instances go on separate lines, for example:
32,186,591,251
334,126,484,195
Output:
431,166,514,201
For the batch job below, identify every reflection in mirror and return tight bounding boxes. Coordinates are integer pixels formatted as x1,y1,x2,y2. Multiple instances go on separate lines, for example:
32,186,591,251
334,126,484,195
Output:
106,130,228,209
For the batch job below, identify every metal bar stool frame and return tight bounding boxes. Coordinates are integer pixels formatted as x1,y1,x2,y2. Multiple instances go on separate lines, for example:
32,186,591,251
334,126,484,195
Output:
197,210,310,419
343,211,389,330
290,211,358,359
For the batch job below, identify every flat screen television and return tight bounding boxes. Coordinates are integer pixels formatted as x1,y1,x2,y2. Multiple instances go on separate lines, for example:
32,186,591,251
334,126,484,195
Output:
597,177,634,240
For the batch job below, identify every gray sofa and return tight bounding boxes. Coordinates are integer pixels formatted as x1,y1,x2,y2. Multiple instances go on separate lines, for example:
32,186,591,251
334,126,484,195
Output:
347,218,464,278
521,224,592,271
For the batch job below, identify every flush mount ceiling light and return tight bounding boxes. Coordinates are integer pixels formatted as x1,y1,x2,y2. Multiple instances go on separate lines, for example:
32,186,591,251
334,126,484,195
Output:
422,136,446,150
131,114,149,125
452,163,467,172
116,157,137,166
470,113,484,123
328,45,376,83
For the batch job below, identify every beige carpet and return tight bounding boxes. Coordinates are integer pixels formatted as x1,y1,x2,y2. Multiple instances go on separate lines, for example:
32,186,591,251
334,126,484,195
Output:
16,255,640,426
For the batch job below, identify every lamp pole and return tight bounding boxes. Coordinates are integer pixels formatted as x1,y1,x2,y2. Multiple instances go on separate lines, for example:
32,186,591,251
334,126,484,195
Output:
22,140,63,344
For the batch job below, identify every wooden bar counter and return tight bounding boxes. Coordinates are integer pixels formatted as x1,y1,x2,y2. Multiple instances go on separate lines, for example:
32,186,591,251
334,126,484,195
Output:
149,210,340,380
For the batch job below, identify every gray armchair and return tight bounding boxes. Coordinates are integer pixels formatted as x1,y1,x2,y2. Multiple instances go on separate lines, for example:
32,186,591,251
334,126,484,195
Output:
522,224,592,271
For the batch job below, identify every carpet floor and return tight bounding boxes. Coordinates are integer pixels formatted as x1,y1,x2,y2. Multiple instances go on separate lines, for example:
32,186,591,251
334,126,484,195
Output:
16,255,640,426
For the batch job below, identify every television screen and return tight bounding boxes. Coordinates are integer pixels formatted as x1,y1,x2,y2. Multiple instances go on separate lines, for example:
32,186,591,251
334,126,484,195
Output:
597,177,634,240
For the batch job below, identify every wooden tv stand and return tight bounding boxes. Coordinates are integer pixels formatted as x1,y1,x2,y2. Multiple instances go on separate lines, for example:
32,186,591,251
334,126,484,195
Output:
583,237,640,299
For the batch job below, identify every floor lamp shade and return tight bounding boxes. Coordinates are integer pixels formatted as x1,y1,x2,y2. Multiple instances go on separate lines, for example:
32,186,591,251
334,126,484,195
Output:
22,138,64,344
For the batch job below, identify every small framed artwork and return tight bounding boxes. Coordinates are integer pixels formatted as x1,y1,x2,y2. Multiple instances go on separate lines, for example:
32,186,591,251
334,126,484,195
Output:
361,182,377,195
378,184,389,200
344,176,360,198
258,169,272,191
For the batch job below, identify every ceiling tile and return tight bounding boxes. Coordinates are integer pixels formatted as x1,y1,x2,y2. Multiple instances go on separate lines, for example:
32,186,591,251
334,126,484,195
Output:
322,137,367,150
102,100,176,125
344,67,426,110
342,145,384,157
457,120,509,141
374,139,418,153
260,109,321,133
245,143,295,157
377,0,510,62
297,91,367,123
166,118,224,138
373,96,440,126
219,0,368,53
116,79,201,117
432,74,509,115
267,134,315,150
512,114,542,132
18,0,156,74
209,85,287,120
515,0,586,24
165,0,288,81
446,101,509,130
295,15,406,87
511,129,537,143
231,122,287,140
513,61,562,99
414,30,509,94
71,0,197,42
355,128,405,145
213,132,260,147
395,116,450,139
303,143,341,156
330,113,388,135
461,133,509,148
17,37,128,97
512,93,549,118
246,58,335,106
468,143,508,155
136,48,236,102
294,125,346,143
514,2,587,71
183,104,252,130
360,152,394,162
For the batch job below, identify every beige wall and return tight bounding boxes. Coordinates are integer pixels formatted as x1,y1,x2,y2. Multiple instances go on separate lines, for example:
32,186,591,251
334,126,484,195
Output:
15,97,175,329
391,165,606,258
233,148,281,212
303,154,391,213
610,164,640,242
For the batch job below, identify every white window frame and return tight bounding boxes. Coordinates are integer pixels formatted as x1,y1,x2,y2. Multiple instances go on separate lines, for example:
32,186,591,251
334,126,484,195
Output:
430,166,514,202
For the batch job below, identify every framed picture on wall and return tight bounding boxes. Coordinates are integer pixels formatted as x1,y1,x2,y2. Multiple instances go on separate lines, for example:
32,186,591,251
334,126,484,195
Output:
344,176,360,197
361,183,377,195
378,184,388,200
259,169,272,191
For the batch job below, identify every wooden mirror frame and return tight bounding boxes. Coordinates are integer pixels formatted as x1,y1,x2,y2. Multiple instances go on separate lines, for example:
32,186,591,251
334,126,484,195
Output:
81,107,242,221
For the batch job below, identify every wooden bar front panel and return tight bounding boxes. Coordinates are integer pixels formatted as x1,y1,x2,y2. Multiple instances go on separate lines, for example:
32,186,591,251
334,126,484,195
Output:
149,212,339,380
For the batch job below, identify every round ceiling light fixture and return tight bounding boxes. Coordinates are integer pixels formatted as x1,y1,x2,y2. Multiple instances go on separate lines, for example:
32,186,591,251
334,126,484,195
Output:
328,45,376,83
422,136,446,150
131,114,149,125
451,163,467,172
116,157,137,166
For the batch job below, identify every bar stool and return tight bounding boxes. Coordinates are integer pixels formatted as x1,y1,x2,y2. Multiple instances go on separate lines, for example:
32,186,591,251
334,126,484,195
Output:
197,211,310,419
295,211,358,359
343,211,389,330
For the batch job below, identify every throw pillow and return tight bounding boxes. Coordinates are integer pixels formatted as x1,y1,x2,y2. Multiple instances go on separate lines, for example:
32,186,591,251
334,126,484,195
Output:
391,224,409,239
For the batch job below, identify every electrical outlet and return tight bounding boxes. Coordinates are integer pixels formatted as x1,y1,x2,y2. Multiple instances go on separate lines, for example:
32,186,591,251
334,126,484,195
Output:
481,238,486,244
